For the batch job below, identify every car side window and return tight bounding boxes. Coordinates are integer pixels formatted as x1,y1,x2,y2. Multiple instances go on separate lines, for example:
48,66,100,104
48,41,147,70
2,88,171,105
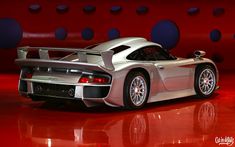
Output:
127,46,171,61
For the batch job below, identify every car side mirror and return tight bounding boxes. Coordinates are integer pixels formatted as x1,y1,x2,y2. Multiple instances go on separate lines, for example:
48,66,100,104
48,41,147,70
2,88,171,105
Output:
194,50,206,59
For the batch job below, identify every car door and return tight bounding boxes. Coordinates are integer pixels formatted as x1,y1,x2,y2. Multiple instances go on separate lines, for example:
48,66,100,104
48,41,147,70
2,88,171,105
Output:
139,46,194,91
127,45,194,91
155,59,195,91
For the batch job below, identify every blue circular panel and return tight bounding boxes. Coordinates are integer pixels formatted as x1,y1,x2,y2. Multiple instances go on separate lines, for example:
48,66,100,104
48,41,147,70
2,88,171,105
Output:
83,5,96,14
213,8,225,17
210,29,221,42
187,7,200,16
110,6,122,14
108,28,120,40
29,4,41,13
82,28,94,40
55,27,67,40
151,20,180,50
56,4,69,13
136,6,149,15
0,18,22,49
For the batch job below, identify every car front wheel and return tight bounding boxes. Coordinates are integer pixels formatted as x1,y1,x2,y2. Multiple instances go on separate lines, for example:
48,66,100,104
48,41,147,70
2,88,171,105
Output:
195,65,216,98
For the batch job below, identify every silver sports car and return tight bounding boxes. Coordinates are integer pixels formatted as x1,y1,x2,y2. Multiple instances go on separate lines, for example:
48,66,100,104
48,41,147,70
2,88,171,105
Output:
16,37,219,109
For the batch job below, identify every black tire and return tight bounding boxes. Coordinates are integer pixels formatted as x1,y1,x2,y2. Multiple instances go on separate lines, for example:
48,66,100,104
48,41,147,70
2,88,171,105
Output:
195,65,216,98
123,71,149,110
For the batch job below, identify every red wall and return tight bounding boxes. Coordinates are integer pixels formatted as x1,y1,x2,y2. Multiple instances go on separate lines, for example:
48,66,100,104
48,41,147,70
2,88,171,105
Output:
0,0,234,72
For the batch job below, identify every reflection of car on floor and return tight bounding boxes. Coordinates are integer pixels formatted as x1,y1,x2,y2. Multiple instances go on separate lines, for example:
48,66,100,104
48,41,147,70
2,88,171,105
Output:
16,37,219,109
18,100,217,147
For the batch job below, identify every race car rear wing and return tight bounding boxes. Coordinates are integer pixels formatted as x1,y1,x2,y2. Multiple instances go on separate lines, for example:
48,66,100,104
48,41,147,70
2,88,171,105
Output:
15,46,115,71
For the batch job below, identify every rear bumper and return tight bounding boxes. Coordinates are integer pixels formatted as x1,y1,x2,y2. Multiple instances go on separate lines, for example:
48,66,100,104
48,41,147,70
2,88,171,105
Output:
19,79,112,107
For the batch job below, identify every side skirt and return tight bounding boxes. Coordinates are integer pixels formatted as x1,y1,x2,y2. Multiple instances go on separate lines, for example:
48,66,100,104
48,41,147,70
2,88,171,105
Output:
147,89,196,103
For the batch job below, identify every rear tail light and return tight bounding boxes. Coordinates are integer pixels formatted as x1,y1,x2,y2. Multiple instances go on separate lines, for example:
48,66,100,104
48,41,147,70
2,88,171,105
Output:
93,77,109,83
79,76,90,83
78,75,110,84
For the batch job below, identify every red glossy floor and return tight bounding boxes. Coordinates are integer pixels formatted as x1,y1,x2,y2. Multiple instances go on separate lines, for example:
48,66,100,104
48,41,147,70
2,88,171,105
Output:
0,73,235,147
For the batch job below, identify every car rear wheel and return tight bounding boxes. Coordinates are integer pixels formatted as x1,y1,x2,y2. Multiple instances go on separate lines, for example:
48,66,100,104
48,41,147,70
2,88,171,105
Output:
195,65,216,98
123,71,149,109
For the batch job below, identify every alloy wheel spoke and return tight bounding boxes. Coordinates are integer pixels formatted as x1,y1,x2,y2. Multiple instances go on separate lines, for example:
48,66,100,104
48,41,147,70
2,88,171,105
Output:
130,76,147,106
199,68,216,95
